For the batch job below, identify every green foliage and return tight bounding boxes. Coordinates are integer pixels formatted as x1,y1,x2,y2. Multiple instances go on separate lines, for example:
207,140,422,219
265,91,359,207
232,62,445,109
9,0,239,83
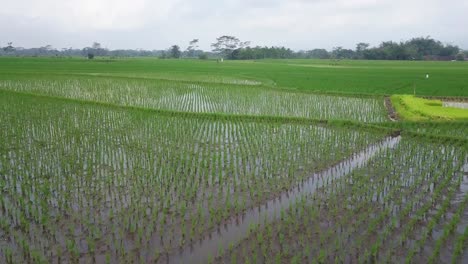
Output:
169,45,181,59
198,52,208,60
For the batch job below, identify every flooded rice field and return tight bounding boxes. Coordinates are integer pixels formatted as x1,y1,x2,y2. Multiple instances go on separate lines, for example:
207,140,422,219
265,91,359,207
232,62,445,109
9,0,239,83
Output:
0,91,467,263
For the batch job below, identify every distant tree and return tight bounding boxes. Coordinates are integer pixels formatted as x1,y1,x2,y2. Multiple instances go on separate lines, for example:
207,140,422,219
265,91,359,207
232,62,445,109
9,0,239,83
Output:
86,42,108,57
355,42,369,59
198,52,208,60
84,43,97,59
359,37,460,60
404,36,444,59
61,47,74,57
331,46,342,59
402,45,419,60
37,45,56,56
438,44,459,56
0,36,462,61
379,41,402,59
158,51,167,59
211,35,240,59
331,46,354,60
186,39,199,57
307,49,330,59
239,41,251,49
356,42,369,52
3,42,15,53
169,45,181,58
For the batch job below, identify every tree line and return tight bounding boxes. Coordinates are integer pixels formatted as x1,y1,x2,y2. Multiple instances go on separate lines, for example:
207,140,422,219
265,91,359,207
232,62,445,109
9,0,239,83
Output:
1,36,466,61
210,36,465,61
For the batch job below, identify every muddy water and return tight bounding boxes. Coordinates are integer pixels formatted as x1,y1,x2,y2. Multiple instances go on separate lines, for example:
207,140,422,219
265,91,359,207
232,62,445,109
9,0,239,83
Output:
443,101,468,110
435,162,468,263
167,136,401,263
412,158,468,263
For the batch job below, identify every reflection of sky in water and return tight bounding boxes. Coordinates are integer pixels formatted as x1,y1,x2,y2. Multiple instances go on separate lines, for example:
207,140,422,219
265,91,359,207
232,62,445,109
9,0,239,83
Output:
443,101,468,109
170,136,401,264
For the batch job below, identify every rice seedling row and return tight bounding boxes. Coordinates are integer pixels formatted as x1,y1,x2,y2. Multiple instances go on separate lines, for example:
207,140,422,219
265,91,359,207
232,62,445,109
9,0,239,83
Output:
1,58,467,263
218,138,468,263
171,136,400,263
0,92,385,263
0,77,387,122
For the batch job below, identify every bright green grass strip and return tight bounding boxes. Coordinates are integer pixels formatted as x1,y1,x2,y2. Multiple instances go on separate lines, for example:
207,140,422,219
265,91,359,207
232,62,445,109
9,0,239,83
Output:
391,94,468,121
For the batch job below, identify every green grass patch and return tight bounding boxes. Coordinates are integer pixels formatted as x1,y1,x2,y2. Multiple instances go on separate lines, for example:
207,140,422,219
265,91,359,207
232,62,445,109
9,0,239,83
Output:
1,57,468,96
391,94,468,121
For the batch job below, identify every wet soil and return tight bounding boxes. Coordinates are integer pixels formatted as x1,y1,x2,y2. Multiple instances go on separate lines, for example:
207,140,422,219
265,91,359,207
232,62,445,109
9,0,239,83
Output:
384,96,398,121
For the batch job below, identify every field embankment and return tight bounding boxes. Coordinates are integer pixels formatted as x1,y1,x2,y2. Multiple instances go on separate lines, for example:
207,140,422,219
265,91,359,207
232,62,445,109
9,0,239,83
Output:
391,95,468,121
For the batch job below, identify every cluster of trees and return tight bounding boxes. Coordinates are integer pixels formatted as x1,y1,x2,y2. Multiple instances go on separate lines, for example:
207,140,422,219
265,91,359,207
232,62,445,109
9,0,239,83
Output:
1,36,466,61
208,36,295,59
0,42,167,58
212,36,465,61
157,40,207,59
351,38,462,60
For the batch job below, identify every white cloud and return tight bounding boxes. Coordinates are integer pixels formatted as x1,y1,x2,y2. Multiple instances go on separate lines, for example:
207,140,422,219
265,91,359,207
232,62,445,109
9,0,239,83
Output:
0,0,467,50
0,0,178,31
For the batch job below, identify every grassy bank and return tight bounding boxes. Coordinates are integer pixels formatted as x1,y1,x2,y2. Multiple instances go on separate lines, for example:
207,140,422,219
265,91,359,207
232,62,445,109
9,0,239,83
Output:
391,94,468,121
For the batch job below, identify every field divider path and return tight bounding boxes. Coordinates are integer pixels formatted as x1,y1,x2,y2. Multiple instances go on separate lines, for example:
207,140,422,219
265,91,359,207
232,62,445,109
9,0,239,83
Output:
384,96,398,121
167,135,401,264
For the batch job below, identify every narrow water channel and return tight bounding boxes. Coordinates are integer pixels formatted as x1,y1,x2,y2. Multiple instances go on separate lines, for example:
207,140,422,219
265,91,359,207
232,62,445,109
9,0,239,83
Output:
168,136,401,263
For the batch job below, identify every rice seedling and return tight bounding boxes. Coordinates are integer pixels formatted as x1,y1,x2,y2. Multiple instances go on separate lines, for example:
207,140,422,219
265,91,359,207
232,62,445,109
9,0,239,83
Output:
0,91,386,263
0,77,387,122
1,58,467,263
219,137,467,263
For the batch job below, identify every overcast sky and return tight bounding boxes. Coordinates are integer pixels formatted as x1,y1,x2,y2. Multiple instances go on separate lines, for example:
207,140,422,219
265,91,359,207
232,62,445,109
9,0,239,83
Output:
1,0,467,51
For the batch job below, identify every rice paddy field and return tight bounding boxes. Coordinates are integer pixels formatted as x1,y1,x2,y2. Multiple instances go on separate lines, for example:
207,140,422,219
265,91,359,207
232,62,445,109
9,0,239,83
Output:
1,57,468,263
